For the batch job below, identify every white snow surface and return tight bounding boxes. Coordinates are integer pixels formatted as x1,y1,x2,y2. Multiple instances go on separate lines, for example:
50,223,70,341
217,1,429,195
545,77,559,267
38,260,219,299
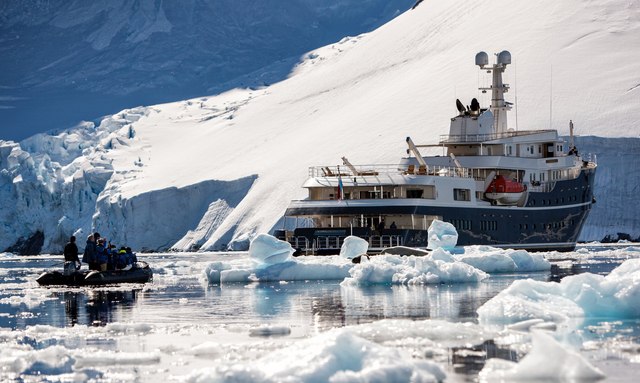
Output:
477,258,640,325
2,0,640,252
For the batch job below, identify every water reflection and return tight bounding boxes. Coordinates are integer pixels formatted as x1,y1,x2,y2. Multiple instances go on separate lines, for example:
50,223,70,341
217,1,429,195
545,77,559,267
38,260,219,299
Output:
60,290,139,326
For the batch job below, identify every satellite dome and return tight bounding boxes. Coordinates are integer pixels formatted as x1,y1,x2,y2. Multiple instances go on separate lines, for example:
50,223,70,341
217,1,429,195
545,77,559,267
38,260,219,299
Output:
475,51,488,68
498,50,511,65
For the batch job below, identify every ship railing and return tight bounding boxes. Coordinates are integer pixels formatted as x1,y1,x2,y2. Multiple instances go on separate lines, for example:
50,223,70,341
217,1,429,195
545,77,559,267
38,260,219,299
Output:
369,235,403,249
309,164,473,179
314,236,344,250
439,129,554,144
288,236,310,251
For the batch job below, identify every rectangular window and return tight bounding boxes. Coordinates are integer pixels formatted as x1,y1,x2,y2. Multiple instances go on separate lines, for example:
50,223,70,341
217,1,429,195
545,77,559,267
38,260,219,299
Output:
453,188,470,201
406,189,424,198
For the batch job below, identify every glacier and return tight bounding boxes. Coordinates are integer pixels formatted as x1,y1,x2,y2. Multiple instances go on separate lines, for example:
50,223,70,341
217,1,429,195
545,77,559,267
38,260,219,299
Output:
1,0,639,253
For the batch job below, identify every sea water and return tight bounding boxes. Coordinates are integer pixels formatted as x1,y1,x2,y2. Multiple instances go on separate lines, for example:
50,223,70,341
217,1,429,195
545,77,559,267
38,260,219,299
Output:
0,245,638,382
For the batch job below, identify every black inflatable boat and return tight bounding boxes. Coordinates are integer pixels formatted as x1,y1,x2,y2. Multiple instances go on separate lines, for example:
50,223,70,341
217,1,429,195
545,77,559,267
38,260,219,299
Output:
36,262,153,286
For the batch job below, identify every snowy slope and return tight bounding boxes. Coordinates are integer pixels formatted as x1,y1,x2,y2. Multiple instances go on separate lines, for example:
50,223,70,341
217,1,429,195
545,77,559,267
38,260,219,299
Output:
0,0,414,141
2,0,640,253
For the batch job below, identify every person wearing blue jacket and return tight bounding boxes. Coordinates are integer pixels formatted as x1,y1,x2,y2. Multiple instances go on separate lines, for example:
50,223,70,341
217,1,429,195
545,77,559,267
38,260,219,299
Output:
126,247,138,267
95,238,109,271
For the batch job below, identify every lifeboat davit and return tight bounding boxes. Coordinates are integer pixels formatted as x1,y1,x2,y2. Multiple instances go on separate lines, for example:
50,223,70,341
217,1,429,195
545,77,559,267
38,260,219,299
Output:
484,175,526,205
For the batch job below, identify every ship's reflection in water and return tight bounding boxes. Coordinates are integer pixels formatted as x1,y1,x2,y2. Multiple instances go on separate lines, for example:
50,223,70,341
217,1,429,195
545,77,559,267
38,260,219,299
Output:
61,290,139,326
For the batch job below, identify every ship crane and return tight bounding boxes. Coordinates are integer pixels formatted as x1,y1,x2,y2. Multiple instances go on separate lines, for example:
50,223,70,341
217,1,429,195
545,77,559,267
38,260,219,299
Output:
406,137,428,173
341,156,359,176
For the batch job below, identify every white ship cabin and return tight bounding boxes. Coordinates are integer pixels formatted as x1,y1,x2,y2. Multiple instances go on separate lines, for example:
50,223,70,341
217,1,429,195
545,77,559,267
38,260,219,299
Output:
294,51,595,233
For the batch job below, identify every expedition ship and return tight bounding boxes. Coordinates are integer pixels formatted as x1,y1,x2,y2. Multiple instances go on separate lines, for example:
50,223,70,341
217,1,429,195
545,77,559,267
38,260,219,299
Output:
280,51,597,254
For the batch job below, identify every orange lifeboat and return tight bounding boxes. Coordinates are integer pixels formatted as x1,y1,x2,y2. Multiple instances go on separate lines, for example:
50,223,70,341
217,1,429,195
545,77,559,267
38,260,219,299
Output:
484,175,526,205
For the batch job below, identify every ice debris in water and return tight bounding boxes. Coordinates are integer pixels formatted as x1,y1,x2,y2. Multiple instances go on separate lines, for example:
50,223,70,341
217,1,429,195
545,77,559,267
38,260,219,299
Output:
456,245,550,273
204,229,551,285
427,219,458,250
185,328,446,383
341,253,489,285
477,258,640,325
339,235,368,259
204,234,352,284
479,331,605,382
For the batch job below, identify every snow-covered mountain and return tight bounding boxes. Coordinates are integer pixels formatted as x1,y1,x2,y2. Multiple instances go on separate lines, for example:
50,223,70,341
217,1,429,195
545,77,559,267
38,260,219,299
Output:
2,0,639,254
0,0,414,140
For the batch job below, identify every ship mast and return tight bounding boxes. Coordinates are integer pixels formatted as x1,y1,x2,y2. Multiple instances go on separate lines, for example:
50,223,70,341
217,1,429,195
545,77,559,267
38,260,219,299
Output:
476,51,512,134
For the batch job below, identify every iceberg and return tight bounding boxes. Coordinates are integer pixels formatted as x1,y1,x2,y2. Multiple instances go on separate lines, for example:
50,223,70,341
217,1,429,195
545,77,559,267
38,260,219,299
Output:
249,233,294,267
479,331,605,382
477,258,640,325
339,235,369,259
427,220,458,250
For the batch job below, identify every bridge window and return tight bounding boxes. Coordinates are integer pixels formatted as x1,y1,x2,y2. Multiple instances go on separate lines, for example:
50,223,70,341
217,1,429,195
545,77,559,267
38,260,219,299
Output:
406,189,423,198
453,188,470,201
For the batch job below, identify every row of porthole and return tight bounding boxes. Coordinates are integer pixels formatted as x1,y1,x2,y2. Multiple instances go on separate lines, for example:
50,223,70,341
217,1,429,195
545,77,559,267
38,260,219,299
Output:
519,220,576,231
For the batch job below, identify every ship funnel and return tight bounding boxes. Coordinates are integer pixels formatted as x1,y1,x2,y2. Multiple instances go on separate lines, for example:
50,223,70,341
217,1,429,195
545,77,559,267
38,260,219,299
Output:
475,51,488,68
497,50,511,65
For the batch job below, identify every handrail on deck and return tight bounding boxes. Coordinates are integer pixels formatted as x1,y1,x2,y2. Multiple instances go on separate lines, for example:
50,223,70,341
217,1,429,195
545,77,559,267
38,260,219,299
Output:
309,164,473,179
439,129,555,144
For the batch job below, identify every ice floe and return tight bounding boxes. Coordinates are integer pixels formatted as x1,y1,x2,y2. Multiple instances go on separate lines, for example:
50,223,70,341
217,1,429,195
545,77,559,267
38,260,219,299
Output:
203,232,556,285
185,328,446,383
477,258,640,325
479,331,605,382
341,253,489,285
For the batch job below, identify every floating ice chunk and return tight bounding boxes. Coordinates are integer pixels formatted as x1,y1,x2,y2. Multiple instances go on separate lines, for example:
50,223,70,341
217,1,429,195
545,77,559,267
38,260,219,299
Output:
427,220,458,250
220,268,253,283
0,344,71,375
478,258,640,325
339,235,369,259
253,260,351,282
456,246,550,273
203,252,353,284
203,261,232,284
104,322,153,335
479,331,605,382
74,350,161,368
249,233,294,267
507,319,557,332
189,342,220,357
185,329,445,383
430,248,456,262
342,253,488,285
348,319,495,349
249,325,291,337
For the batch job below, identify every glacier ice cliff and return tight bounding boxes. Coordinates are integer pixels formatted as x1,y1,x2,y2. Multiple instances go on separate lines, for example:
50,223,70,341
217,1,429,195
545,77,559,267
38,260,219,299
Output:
575,136,640,243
